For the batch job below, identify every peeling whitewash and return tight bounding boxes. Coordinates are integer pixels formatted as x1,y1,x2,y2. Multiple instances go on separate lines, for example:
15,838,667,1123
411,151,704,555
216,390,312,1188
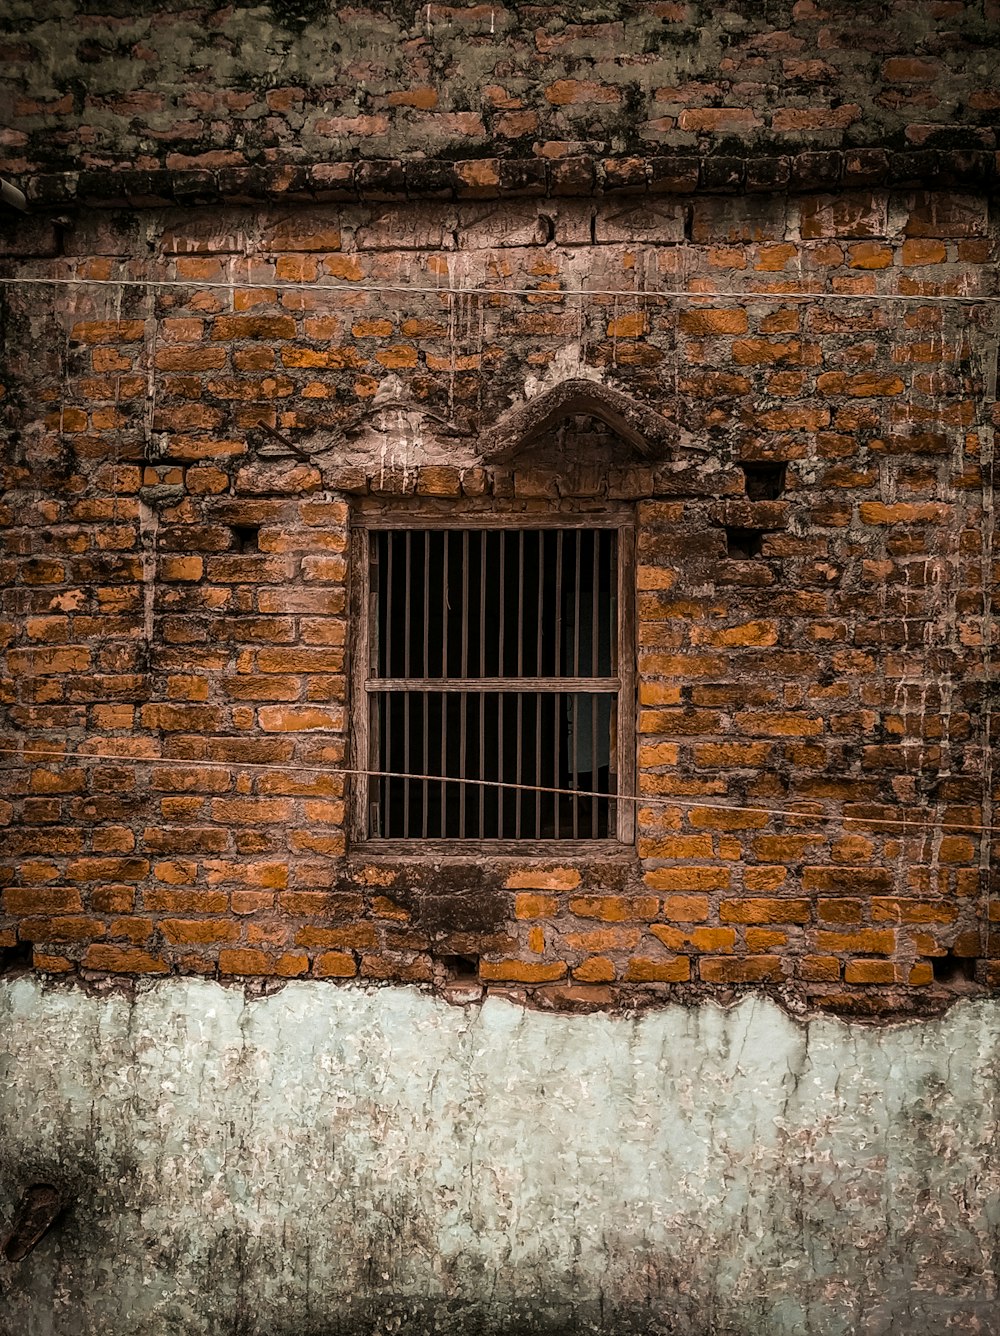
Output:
1,979,999,1334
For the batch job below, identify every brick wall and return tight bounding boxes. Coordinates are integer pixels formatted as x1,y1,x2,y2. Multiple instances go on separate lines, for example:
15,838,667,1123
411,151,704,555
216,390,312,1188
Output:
1,188,996,1015
1,0,999,207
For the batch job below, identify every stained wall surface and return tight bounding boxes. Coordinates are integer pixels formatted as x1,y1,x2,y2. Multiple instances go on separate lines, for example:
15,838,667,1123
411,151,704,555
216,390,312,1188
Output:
1,0,999,195
1,977,999,1335
1,192,997,1012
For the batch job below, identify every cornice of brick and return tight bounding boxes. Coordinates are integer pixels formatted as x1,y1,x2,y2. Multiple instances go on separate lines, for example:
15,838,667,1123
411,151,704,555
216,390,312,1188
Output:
20,148,999,211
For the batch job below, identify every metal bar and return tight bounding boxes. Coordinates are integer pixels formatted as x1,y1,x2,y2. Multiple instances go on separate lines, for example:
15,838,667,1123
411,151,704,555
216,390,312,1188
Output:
462,529,470,677
497,691,504,837
402,692,411,837
535,692,542,838
423,530,431,676
515,691,523,839
479,530,487,678
573,530,581,677
537,530,545,676
403,530,412,679
357,512,629,530
555,529,563,675
608,531,618,673
422,690,429,839
591,691,598,838
459,530,470,838
384,530,393,677
498,531,506,676
366,677,620,692
442,529,450,678
459,691,467,837
517,530,525,677
554,692,561,839
441,687,448,837
593,528,600,677
592,532,601,838
572,691,579,839
478,690,485,837
384,692,393,837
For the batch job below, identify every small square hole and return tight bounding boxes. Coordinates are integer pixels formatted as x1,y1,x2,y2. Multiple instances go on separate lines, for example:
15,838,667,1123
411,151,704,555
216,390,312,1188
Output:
0,940,32,974
740,462,787,501
725,527,764,559
932,950,976,985
441,954,479,982
231,524,259,552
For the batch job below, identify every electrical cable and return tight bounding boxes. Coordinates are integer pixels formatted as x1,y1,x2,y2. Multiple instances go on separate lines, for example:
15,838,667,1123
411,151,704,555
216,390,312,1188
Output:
0,745,994,835
0,273,997,305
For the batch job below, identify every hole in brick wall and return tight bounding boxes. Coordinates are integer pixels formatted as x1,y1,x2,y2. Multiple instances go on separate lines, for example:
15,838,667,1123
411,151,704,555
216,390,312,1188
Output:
932,950,976,985
725,527,764,559
230,524,260,553
441,954,480,982
740,462,787,500
0,940,32,974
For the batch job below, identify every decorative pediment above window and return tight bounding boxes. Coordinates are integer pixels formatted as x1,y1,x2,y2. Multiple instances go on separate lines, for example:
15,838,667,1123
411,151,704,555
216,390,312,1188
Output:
479,378,675,467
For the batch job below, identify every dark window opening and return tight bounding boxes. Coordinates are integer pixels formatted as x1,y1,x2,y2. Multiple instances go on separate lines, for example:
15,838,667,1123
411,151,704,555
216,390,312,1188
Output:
725,527,764,559
363,525,628,842
740,462,786,501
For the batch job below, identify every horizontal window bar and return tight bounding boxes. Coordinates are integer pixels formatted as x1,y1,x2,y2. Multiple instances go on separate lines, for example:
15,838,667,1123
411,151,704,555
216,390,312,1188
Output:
356,514,630,530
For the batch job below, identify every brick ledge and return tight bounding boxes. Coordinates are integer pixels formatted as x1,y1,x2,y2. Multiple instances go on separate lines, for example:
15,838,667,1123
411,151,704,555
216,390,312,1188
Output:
20,147,998,210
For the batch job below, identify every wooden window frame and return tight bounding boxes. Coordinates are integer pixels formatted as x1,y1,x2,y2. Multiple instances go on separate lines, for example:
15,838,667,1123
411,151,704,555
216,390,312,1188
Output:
349,507,636,855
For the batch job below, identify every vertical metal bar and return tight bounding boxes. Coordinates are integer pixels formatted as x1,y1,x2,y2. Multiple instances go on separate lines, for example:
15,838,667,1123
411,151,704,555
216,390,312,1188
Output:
572,692,579,838
479,531,487,678
402,692,411,837
497,691,504,837
442,529,450,677
403,530,412,678
591,531,601,839
609,531,618,673
423,530,431,677
456,530,470,839
573,530,581,676
459,691,467,837
498,531,506,676
554,692,561,839
441,689,448,837
462,530,470,677
479,533,487,838
424,531,429,833
534,693,542,838
422,689,429,839
478,691,485,837
515,691,523,838
554,530,563,676
384,692,393,837
374,698,383,837
592,528,600,677
517,530,525,677
591,692,598,838
537,531,545,675
384,531,393,677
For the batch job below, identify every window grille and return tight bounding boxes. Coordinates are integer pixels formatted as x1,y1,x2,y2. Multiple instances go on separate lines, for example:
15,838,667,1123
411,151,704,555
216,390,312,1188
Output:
352,517,635,847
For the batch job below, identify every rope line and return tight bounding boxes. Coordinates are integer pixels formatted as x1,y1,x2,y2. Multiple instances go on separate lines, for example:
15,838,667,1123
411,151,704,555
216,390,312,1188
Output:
0,745,994,836
0,274,997,305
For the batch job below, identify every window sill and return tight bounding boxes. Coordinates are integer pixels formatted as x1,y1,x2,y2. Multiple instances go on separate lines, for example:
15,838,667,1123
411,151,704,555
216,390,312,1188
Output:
350,839,636,861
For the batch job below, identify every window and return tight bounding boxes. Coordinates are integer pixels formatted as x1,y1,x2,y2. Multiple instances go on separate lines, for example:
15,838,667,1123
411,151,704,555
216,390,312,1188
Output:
350,513,635,848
